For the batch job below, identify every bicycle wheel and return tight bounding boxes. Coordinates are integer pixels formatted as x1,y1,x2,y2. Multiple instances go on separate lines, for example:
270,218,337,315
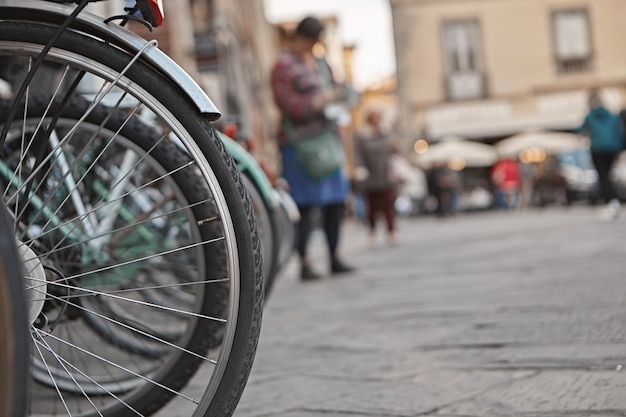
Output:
0,202,29,417
241,174,280,299
0,20,262,417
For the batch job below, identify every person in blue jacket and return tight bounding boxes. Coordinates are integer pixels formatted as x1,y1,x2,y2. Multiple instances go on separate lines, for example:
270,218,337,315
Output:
578,91,624,220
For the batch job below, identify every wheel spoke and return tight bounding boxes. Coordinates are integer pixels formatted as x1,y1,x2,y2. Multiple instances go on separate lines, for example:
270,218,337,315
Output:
28,284,219,364
38,279,227,325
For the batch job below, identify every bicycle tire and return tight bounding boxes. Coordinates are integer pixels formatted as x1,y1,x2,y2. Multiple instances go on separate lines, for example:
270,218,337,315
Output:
0,202,29,417
241,174,280,299
0,20,262,417
272,188,298,287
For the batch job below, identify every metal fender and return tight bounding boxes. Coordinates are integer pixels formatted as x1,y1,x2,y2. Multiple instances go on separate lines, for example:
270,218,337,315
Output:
0,0,221,120
217,131,279,209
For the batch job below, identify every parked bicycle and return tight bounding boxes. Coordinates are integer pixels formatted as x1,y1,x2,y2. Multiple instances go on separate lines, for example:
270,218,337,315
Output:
219,133,298,299
0,0,263,415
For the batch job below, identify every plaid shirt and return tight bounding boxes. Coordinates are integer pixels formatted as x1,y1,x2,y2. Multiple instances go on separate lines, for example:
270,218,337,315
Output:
271,49,335,145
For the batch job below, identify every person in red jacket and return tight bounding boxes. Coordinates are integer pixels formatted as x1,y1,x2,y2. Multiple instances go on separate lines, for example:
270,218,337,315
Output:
491,159,521,209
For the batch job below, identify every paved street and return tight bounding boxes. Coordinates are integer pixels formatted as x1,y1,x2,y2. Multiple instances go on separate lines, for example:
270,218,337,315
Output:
234,206,626,417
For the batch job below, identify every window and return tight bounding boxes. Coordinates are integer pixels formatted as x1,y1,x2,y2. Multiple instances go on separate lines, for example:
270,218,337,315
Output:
190,0,213,34
552,9,593,73
191,0,219,72
442,19,485,101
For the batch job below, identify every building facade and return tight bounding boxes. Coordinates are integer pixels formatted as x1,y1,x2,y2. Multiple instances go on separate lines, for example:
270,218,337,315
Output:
390,0,626,150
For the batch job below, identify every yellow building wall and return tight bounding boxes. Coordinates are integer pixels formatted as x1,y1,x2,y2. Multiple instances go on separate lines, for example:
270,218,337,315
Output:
391,0,626,143
395,0,626,102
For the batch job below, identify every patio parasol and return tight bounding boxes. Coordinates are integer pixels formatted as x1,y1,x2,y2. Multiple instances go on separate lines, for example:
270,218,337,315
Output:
415,136,499,168
496,131,588,159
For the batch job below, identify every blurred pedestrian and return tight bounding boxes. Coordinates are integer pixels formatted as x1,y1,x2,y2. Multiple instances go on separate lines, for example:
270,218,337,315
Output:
532,156,566,207
518,162,535,209
490,158,521,209
578,91,623,220
270,16,355,281
427,162,460,217
354,110,400,246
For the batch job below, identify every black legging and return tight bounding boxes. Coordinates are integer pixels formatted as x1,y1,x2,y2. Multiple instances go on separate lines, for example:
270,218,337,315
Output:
591,151,619,203
296,203,345,259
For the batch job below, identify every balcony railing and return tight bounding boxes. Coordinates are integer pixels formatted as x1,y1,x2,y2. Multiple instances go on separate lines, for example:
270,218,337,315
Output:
445,71,486,101
194,34,220,72
556,57,593,74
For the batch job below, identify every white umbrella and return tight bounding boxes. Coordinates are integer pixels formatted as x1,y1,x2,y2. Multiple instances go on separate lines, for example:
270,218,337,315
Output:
496,131,588,159
415,137,498,168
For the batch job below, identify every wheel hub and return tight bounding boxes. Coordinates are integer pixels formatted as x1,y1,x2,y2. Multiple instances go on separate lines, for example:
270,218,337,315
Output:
18,241,47,324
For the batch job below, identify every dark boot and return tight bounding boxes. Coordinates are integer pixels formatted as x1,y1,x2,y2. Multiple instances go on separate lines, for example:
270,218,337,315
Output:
301,264,322,281
330,257,355,275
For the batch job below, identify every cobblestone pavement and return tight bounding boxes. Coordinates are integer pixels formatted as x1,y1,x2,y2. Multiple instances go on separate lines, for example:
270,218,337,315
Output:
230,206,626,417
